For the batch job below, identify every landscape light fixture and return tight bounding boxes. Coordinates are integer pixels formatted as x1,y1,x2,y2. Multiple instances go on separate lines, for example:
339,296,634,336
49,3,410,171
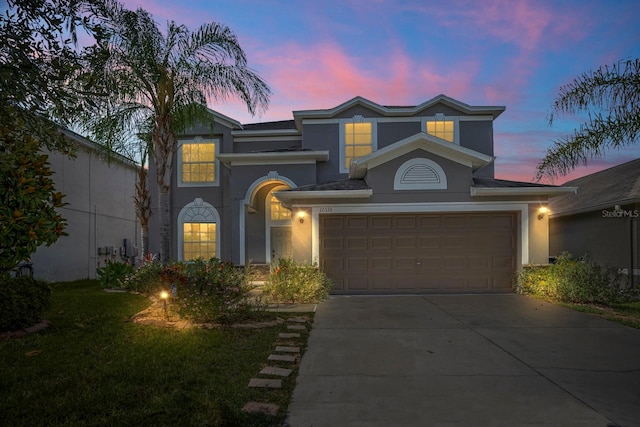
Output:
160,290,169,318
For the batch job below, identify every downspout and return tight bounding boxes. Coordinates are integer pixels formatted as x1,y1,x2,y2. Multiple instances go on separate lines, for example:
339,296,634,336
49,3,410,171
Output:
632,208,638,287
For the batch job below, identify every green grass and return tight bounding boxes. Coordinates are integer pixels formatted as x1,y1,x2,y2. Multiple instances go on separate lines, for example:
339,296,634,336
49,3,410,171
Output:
560,300,640,329
0,280,309,426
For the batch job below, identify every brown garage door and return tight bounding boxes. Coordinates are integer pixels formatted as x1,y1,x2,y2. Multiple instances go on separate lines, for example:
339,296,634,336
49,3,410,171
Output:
320,213,517,293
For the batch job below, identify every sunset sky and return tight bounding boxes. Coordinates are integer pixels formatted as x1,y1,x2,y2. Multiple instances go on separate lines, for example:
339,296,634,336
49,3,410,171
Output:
92,1,640,182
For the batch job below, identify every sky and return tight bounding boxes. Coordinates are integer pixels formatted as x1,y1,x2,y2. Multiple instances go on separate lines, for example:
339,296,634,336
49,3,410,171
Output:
117,1,639,182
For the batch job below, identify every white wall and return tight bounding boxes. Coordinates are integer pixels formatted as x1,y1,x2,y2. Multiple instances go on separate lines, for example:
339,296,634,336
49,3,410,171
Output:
30,137,139,282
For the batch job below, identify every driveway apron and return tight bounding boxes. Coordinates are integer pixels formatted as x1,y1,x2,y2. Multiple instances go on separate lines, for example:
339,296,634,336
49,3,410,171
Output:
286,295,640,427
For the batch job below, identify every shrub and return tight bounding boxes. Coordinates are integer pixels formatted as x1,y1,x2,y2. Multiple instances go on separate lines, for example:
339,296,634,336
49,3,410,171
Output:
122,257,163,294
176,258,259,324
124,257,261,324
515,253,626,304
0,275,52,331
96,260,134,289
263,258,332,303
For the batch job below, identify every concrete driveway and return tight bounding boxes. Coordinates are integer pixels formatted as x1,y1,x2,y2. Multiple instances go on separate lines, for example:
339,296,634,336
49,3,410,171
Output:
286,295,640,427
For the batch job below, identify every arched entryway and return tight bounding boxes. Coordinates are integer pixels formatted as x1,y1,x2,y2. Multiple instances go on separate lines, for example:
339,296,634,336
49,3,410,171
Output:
241,172,296,265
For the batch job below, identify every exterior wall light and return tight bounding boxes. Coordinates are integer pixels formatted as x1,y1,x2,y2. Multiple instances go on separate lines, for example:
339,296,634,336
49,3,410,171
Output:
537,206,548,220
297,211,306,224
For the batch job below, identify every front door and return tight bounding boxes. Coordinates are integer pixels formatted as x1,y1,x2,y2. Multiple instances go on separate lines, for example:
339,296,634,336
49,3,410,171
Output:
271,227,292,261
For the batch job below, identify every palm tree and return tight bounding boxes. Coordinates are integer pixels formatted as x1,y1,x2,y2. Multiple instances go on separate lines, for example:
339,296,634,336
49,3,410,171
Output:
76,0,270,263
536,58,640,181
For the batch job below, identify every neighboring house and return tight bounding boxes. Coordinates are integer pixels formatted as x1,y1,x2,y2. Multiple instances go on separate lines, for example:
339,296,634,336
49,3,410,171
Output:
148,94,575,294
549,158,640,286
30,129,139,282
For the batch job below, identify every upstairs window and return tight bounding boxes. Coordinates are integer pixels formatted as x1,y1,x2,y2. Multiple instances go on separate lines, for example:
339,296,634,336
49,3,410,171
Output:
341,116,376,172
425,113,455,143
178,138,219,186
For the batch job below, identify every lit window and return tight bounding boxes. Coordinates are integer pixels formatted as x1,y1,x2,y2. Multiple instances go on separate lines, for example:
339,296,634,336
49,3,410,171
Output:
344,122,372,169
426,120,454,142
183,222,217,260
270,195,291,221
180,140,217,185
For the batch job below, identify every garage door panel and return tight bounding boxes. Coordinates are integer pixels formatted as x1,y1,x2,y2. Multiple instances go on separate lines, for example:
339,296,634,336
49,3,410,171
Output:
396,216,417,229
346,237,367,250
370,236,393,249
346,216,367,229
322,236,344,250
444,256,466,269
371,216,392,229
346,257,368,270
469,256,490,269
395,257,417,270
396,236,417,249
344,277,369,290
320,212,516,294
419,236,441,249
371,257,392,271
443,235,465,249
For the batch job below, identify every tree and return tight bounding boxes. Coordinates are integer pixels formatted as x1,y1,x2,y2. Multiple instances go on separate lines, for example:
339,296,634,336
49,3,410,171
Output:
537,58,640,180
0,110,68,275
76,0,270,264
0,0,95,274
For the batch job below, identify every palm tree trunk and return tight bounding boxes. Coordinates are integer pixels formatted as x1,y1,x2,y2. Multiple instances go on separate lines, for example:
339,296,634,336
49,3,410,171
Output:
134,162,151,260
153,115,175,265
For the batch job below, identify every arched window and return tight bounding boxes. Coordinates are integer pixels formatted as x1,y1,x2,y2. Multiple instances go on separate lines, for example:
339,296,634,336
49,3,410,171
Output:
177,198,220,260
394,158,447,190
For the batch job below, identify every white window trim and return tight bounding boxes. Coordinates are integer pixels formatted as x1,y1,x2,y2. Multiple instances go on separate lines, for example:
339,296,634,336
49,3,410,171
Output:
177,137,220,187
394,158,447,190
422,114,460,145
339,116,378,174
177,198,220,261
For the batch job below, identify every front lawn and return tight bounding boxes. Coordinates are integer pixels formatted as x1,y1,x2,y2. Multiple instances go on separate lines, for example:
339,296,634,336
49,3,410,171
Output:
0,280,307,426
560,301,640,329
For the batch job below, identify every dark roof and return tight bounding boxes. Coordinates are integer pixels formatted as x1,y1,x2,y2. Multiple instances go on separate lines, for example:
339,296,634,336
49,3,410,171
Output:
549,158,640,215
472,177,561,188
240,120,296,131
287,179,370,192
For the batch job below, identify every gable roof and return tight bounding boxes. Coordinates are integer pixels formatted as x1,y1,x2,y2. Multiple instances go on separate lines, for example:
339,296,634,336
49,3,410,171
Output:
349,132,493,179
549,158,640,216
292,94,505,129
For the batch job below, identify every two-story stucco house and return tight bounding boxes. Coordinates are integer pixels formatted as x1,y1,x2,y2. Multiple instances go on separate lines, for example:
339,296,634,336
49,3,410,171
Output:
148,95,575,294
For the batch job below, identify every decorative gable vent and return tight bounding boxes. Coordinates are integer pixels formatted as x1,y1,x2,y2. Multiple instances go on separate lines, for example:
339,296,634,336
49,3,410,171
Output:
394,158,447,190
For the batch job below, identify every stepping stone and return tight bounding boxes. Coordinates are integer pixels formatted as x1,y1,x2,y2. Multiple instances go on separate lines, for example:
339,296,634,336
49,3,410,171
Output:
268,354,296,362
287,324,306,331
260,366,293,377
248,378,282,389
279,332,301,338
287,316,308,323
275,345,300,353
242,401,279,416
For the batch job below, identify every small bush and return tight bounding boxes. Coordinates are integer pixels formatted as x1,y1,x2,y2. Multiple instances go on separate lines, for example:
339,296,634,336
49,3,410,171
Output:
124,257,261,324
96,260,134,289
0,276,52,331
263,258,332,303
515,253,626,304
175,258,259,324
122,257,164,294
